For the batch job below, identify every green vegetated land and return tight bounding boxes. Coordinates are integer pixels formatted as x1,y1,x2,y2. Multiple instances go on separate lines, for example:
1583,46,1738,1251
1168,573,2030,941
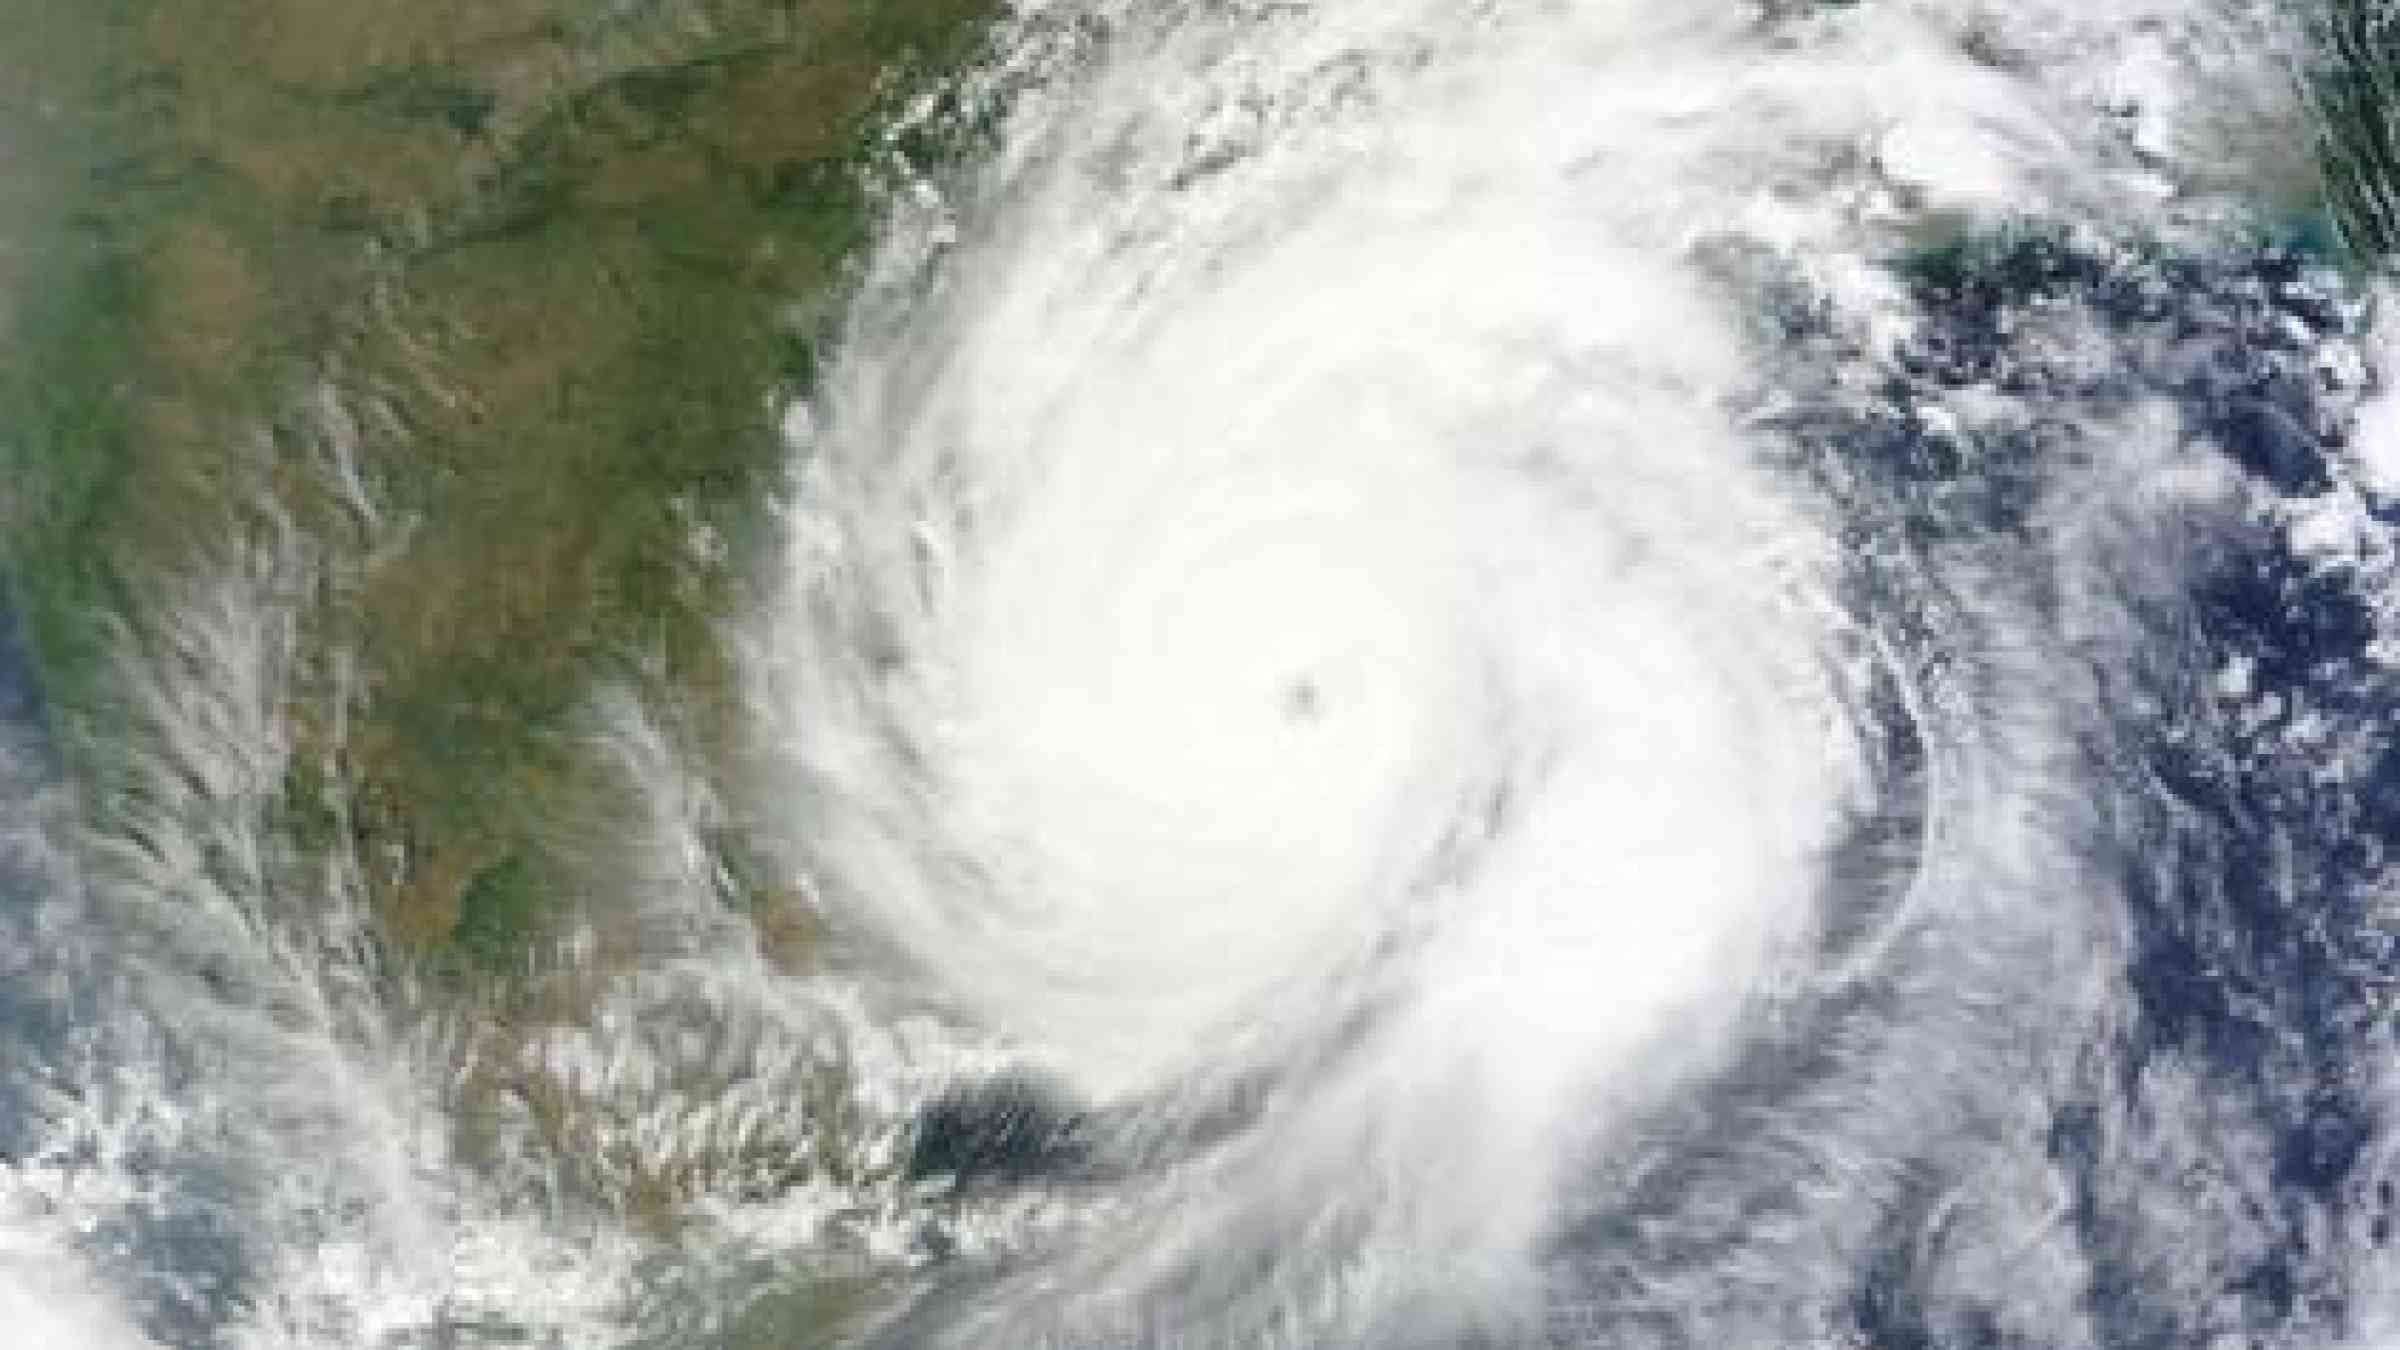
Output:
2310,0,2400,262
0,0,994,996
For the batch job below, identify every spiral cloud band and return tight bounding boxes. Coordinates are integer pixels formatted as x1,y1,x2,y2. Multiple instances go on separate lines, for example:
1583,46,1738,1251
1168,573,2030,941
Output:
760,0,2366,1343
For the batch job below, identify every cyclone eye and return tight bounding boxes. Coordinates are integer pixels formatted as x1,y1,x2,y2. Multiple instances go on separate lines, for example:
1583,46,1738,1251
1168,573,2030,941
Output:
1284,675,1323,721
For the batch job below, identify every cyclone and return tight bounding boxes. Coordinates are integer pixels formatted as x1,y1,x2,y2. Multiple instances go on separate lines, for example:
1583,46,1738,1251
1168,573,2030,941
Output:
757,1,2304,1343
